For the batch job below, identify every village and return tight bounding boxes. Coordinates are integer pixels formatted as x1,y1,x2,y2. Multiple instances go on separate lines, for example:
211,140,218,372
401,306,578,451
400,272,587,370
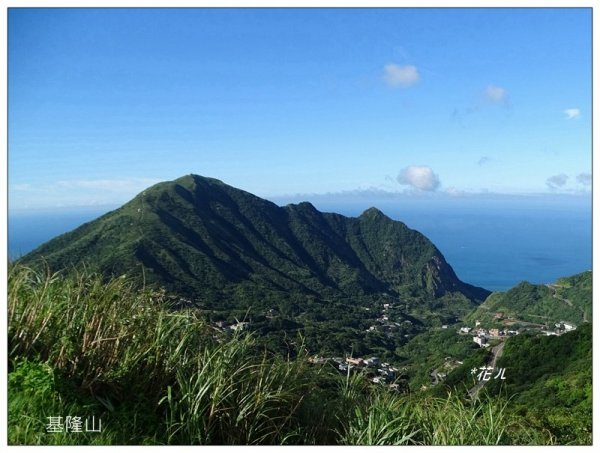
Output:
307,354,403,390
305,301,418,390
363,302,417,339
208,304,579,392
455,312,577,349
206,302,410,390
424,314,579,389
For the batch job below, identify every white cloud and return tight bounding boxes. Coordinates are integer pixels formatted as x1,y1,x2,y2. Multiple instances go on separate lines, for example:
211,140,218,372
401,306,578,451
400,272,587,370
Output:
383,64,419,88
484,85,508,104
397,166,440,191
564,108,581,120
576,173,591,186
546,173,569,189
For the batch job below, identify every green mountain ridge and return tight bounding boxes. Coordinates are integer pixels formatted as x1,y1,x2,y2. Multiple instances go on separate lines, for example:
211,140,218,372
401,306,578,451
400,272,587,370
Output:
466,271,592,326
21,174,490,309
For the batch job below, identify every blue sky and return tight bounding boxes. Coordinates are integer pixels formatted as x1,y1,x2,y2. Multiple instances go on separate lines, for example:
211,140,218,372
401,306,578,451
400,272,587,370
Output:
8,8,592,210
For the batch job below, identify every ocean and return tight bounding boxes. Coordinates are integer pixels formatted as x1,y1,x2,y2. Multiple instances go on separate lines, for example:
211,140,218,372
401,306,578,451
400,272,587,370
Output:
8,197,592,292
8,206,117,261
312,196,592,292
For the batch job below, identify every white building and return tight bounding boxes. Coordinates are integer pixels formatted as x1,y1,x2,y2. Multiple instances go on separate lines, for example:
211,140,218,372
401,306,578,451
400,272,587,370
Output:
229,322,249,331
365,357,381,367
473,336,487,347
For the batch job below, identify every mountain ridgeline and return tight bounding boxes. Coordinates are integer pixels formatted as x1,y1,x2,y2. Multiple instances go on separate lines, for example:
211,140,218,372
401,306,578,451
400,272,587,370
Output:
21,175,490,309
467,271,592,325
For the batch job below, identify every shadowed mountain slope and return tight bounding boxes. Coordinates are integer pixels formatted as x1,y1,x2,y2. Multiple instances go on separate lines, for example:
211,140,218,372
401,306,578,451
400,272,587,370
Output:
21,174,490,307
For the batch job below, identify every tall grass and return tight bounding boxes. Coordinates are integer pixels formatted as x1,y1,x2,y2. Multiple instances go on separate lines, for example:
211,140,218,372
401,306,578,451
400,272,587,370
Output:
164,335,324,444
8,264,211,399
339,390,553,446
338,391,419,445
7,265,335,444
7,265,555,445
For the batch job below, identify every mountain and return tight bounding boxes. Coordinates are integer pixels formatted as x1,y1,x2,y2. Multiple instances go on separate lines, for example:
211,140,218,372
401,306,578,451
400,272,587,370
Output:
20,174,490,309
466,271,591,326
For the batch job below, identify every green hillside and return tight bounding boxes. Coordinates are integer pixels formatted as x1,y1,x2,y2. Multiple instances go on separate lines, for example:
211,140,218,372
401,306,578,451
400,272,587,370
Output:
20,175,490,345
433,324,592,444
22,174,489,307
427,270,593,445
467,271,591,326
488,324,591,408
8,266,570,445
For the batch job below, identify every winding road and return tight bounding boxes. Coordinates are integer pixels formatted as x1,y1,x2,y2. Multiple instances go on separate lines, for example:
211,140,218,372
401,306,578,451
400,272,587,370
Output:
467,341,505,399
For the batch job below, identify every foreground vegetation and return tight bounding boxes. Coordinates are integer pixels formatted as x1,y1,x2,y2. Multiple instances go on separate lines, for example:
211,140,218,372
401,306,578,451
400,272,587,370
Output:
8,266,587,445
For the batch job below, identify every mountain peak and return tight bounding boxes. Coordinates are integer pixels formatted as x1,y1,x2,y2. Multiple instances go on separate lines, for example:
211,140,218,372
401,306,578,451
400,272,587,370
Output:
173,174,225,188
21,175,490,306
285,201,318,213
360,207,388,220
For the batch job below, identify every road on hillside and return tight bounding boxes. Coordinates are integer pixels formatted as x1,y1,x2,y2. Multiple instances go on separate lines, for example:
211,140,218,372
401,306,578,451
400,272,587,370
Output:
467,341,505,399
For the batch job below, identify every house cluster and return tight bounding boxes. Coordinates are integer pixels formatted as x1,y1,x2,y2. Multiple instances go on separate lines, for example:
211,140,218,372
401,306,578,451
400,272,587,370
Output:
542,321,577,336
459,315,578,346
558,321,577,331
339,356,399,384
366,321,412,338
212,320,250,332
458,321,519,348
308,356,329,365
365,303,413,339
308,355,399,385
